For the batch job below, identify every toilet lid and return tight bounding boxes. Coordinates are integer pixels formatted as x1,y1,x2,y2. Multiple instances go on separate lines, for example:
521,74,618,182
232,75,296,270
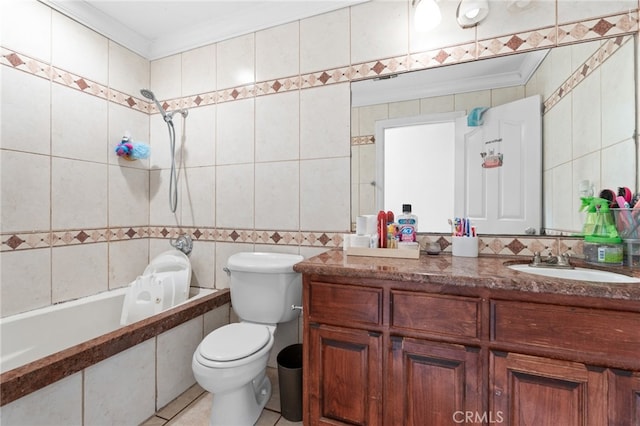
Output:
199,323,271,362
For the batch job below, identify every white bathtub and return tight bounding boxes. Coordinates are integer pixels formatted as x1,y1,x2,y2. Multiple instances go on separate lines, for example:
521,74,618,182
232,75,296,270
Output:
0,285,229,422
0,286,214,373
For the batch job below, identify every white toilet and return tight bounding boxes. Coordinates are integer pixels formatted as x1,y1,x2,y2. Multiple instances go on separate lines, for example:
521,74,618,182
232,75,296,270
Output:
192,252,304,426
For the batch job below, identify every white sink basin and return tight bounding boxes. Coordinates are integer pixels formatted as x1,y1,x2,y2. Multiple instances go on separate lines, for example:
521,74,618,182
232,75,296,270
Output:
507,264,640,283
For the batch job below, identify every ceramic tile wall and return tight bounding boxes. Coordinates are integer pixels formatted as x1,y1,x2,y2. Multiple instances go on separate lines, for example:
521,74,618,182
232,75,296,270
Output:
84,340,156,425
1,0,639,317
156,318,204,408
538,36,636,233
0,374,83,425
1,1,151,317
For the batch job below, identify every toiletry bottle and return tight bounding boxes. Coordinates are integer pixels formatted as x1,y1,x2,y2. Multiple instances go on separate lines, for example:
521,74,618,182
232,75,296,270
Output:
386,211,398,249
377,210,387,248
397,204,418,242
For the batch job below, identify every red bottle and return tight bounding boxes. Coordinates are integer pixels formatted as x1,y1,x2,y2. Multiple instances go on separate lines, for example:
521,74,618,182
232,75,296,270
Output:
377,210,387,248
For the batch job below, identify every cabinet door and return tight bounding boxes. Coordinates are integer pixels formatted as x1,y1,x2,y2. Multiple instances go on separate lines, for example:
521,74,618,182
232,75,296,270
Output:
491,351,607,426
388,337,482,426
609,369,640,426
308,324,382,426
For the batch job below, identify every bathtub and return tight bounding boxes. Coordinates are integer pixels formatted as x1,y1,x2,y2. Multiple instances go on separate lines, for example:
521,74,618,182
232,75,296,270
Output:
0,286,230,409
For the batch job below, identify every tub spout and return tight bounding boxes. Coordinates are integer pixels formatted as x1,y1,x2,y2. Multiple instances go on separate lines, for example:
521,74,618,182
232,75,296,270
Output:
171,235,193,255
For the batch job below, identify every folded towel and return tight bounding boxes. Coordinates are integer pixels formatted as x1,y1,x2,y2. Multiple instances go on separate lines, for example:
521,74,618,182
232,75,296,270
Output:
467,107,489,126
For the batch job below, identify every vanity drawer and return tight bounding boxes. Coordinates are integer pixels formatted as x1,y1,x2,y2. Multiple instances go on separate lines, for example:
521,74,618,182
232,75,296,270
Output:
308,281,382,326
391,290,481,338
491,300,640,361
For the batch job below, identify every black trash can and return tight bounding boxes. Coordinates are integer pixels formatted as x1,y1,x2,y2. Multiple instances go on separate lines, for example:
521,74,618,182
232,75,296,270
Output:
277,343,303,422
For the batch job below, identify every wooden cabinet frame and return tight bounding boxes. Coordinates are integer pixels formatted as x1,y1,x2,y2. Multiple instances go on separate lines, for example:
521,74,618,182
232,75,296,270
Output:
302,274,640,425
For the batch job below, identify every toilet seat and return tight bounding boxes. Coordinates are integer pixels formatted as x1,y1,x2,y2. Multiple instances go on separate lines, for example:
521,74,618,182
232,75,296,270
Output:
199,323,270,362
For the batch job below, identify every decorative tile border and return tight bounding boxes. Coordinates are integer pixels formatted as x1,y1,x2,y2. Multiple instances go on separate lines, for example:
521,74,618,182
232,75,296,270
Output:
3,11,636,117
544,34,632,113
477,26,556,58
0,47,151,115
557,12,638,45
351,135,375,146
0,227,149,251
1,227,346,252
2,226,584,257
2,231,52,250
418,234,584,257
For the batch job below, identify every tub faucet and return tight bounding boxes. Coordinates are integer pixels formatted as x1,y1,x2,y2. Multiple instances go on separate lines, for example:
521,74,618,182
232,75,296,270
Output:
530,252,573,269
171,234,193,255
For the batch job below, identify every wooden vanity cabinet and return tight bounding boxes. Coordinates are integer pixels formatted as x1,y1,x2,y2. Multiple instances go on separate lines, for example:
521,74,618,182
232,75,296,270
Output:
490,351,608,425
388,337,482,426
302,275,640,426
307,324,383,425
608,370,640,425
305,279,384,425
490,299,640,426
387,290,484,425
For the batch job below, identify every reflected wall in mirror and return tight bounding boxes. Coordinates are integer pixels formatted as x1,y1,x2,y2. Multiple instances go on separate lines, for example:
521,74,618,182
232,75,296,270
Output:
351,35,637,235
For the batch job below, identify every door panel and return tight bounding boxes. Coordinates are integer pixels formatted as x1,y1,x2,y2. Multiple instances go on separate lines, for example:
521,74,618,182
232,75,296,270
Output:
491,351,607,426
455,95,541,234
308,324,382,426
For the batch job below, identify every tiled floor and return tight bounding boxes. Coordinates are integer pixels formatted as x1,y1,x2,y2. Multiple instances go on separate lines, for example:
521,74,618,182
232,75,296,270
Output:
141,367,302,426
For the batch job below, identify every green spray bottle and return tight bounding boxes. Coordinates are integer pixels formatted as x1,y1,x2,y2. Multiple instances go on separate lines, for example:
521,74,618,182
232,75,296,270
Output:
592,198,619,239
581,197,623,264
580,197,614,237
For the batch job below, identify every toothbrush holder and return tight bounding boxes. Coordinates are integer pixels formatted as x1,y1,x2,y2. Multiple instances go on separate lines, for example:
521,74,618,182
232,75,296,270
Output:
452,236,479,257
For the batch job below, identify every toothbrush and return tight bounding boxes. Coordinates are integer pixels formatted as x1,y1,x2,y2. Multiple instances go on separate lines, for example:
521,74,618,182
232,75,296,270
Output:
616,195,630,209
619,187,632,204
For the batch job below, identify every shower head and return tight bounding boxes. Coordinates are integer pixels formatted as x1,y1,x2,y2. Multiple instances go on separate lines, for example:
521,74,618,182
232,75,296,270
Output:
140,88,155,101
140,88,171,121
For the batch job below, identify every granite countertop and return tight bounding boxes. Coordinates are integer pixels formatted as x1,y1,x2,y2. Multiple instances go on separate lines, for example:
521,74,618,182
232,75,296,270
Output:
293,249,640,301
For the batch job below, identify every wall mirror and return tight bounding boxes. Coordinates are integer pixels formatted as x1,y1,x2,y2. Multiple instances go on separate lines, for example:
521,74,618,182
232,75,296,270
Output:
351,34,637,235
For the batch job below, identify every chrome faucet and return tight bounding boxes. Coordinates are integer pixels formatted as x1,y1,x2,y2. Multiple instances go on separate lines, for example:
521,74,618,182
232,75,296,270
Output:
529,252,573,269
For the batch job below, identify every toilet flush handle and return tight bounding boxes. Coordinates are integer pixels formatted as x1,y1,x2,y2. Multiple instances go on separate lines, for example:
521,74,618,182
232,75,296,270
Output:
291,305,303,312
223,267,231,277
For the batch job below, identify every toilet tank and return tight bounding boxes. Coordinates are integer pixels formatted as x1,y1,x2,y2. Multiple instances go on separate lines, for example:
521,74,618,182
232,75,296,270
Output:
226,252,304,324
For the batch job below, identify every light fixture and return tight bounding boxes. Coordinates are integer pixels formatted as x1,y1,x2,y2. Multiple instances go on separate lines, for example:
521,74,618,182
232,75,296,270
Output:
456,0,489,28
413,0,442,32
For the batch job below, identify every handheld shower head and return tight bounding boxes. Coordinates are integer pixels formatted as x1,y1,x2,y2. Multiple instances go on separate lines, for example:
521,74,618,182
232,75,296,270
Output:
140,88,155,100
140,88,170,121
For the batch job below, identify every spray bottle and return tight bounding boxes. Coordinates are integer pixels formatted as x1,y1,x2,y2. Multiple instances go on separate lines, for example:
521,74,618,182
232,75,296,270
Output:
581,197,623,264
580,197,610,236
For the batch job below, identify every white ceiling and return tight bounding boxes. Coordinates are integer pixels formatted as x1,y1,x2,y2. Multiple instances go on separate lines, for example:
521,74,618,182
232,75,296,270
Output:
42,0,548,101
43,0,369,60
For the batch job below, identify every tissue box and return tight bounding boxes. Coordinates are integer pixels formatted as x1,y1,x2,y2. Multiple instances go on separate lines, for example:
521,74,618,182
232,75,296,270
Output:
452,236,478,257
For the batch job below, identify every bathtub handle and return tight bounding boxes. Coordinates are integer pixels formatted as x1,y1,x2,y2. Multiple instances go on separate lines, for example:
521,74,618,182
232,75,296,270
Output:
223,267,231,277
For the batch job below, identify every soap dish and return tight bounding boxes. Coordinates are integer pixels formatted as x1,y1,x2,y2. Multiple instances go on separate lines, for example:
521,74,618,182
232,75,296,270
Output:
426,243,441,255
